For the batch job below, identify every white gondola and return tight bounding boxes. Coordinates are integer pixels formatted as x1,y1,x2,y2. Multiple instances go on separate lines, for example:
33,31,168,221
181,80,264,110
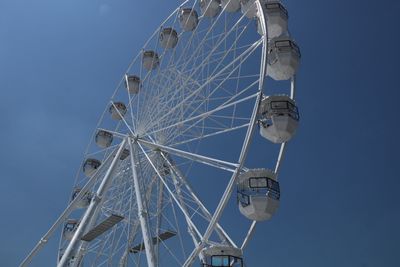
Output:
201,246,243,267
71,188,92,209
258,95,299,143
179,8,199,31
125,74,140,94
21,1,305,266
267,36,301,81
237,169,280,221
142,50,160,71
200,0,221,18
240,0,258,19
63,219,79,241
82,158,101,177
221,0,240,12
95,130,113,148
160,27,179,49
119,148,130,160
109,102,127,120
257,0,288,38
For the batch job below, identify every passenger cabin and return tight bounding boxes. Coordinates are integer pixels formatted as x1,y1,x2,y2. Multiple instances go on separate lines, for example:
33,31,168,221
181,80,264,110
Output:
63,219,79,241
179,8,199,31
119,148,130,160
202,246,243,267
111,148,129,160
200,0,221,18
237,169,280,221
142,50,160,71
258,95,299,143
83,158,101,177
241,0,258,19
160,27,179,49
72,188,92,209
95,130,113,148
221,0,240,13
267,36,301,81
109,102,127,120
125,74,140,94
257,0,289,39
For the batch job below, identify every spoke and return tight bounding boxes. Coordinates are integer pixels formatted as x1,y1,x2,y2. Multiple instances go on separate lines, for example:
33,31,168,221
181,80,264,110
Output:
171,122,250,147
58,139,128,267
162,153,237,248
128,140,157,267
182,89,263,266
155,179,164,263
111,102,135,136
26,0,279,266
145,90,258,138
138,138,239,173
170,170,201,256
119,175,158,267
142,38,262,133
137,142,204,242
20,145,123,267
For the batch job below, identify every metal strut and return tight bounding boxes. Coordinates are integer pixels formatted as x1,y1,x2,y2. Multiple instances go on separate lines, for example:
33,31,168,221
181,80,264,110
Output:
57,138,128,267
19,144,124,267
161,153,237,248
128,139,157,267
57,139,127,267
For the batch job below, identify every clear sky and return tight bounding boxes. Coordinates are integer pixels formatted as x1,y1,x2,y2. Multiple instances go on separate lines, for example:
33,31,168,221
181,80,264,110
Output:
0,0,399,266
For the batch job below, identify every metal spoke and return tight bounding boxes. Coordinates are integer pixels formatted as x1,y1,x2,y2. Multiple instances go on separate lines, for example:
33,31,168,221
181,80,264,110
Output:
21,0,304,266
138,138,239,173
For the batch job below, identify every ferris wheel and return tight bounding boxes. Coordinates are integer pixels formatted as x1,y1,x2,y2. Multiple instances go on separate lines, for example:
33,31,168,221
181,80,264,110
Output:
21,0,301,266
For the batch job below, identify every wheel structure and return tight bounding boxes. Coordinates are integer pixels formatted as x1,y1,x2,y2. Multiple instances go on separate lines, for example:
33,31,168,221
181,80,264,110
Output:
21,1,301,266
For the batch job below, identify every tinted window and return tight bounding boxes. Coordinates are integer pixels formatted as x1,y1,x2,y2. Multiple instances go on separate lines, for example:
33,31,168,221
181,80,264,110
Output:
211,256,229,266
249,177,268,188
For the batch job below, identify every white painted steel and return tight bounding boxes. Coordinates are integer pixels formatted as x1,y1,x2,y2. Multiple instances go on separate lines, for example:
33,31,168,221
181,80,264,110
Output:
162,153,237,248
22,0,301,266
128,140,157,267
222,0,241,12
57,139,127,267
137,142,204,241
242,50,299,253
19,147,121,267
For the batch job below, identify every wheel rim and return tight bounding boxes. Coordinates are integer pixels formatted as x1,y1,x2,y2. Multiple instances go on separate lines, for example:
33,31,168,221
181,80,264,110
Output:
60,1,272,266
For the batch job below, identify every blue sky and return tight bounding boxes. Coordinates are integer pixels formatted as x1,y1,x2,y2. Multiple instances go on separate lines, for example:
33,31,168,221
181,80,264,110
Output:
0,0,399,266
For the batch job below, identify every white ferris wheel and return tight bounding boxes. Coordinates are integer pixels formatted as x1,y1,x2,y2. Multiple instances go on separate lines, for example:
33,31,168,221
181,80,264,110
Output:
21,0,301,266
